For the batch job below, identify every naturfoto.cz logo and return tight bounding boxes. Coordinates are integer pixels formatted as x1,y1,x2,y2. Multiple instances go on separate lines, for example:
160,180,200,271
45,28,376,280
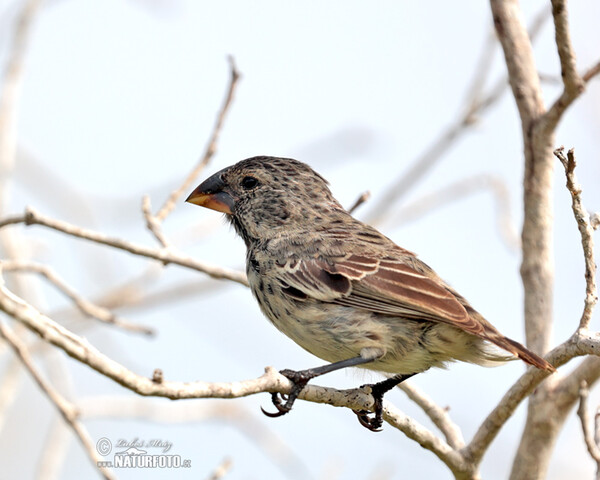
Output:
96,437,192,469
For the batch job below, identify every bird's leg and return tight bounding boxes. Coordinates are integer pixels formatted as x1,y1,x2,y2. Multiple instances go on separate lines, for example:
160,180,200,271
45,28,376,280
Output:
353,372,416,432
262,349,384,419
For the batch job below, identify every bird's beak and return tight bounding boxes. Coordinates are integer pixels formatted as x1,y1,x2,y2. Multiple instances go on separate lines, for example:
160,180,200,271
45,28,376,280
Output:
185,172,235,214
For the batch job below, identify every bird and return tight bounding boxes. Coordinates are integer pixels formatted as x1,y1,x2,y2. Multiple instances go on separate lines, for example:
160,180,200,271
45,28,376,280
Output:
186,156,555,431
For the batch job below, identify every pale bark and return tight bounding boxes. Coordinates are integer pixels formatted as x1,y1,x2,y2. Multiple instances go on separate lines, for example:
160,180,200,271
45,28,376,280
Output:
490,1,600,478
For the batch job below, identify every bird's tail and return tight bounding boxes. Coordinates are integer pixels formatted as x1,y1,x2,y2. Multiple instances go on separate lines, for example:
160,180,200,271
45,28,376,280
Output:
484,329,556,372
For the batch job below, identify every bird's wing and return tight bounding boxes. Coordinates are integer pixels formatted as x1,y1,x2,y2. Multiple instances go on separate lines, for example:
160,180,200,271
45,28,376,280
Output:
278,252,486,338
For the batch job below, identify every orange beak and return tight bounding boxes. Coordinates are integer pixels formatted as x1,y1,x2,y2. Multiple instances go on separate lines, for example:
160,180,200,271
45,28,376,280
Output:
185,172,235,214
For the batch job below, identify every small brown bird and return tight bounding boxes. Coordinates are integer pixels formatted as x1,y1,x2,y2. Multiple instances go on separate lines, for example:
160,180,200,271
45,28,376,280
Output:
186,156,555,431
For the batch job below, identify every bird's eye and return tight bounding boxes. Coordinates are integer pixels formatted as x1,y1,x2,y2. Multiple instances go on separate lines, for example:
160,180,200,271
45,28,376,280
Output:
240,176,259,190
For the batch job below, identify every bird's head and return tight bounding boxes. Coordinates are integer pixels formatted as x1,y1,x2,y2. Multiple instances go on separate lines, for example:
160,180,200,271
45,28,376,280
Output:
186,156,343,245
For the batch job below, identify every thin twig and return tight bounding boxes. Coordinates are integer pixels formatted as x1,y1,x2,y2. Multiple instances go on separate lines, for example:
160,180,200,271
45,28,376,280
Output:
0,207,248,286
142,195,171,249
591,212,600,231
388,173,519,251
554,147,598,330
1,259,154,335
0,0,44,202
205,457,233,480
462,329,599,466
364,5,551,226
0,356,22,432
0,0,45,299
399,381,465,449
582,60,600,83
155,56,241,222
542,6,600,134
461,29,498,123
142,57,240,255
381,401,473,478
577,381,600,471
0,319,115,480
347,191,370,214
36,416,71,480
0,278,466,472
550,0,584,95
4,271,598,477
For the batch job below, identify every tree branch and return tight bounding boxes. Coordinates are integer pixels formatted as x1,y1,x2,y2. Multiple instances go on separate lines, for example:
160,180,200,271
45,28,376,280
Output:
142,195,171,249
577,381,600,475
491,1,599,478
551,0,584,95
4,259,600,479
463,331,597,466
1,259,154,335
347,191,371,214
0,319,114,480
554,147,598,331
365,4,550,228
540,1,599,132
491,0,553,374
0,0,45,299
154,56,240,222
0,207,248,286
0,273,477,476
387,173,519,251
399,381,466,449
205,457,233,480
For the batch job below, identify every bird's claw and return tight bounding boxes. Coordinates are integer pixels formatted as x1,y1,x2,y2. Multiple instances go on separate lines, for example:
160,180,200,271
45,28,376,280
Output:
260,368,315,420
352,381,388,431
352,409,383,432
261,393,292,417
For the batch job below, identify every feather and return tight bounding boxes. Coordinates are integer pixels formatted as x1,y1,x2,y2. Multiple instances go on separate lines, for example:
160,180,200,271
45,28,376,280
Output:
278,250,555,372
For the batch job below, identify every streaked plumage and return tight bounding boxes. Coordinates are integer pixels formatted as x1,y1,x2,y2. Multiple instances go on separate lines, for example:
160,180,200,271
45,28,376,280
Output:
186,156,555,429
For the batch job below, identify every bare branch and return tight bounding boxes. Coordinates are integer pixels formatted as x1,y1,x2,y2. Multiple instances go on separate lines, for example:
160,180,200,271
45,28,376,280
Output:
142,195,171,249
0,207,248,286
550,0,584,95
554,147,598,330
36,416,71,480
364,5,550,226
205,457,233,480
0,278,473,473
1,259,154,335
463,329,600,466
577,381,600,471
5,266,600,478
491,0,545,121
155,56,241,222
0,356,22,432
364,117,472,226
491,2,599,477
347,191,370,214
382,403,475,479
399,381,465,449
552,357,600,416
388,173,519,251
582,60,600,83
0,320,115,480
540,4,600,133
0,0,44,200
0,0,45,299
591,212,600,231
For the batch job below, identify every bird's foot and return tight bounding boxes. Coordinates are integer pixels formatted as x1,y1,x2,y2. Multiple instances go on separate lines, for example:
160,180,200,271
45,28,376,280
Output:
352,375,410,432
352,384,385,432
261,368,316,418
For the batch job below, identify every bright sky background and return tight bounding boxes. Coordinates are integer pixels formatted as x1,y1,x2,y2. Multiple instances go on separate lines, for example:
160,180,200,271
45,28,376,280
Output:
1,1,599,479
